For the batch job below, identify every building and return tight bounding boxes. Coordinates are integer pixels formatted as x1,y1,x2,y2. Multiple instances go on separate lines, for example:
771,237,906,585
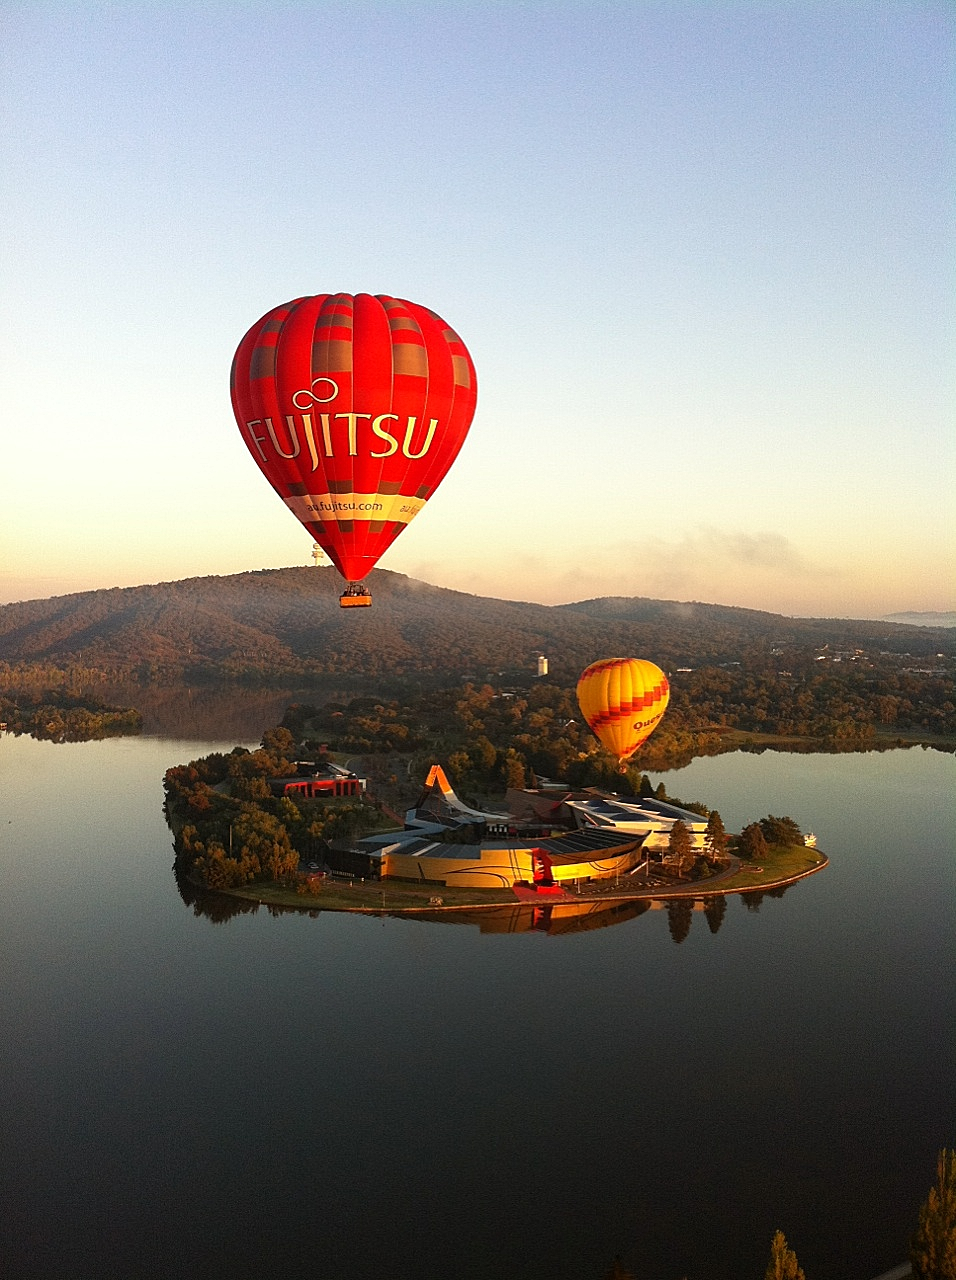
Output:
507,785,708,853
562,793,708,853
342,765,695,890
270,760,366,800
356,824,643,890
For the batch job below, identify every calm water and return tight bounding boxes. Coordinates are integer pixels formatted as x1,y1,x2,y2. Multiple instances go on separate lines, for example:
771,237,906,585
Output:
0,734,952,1280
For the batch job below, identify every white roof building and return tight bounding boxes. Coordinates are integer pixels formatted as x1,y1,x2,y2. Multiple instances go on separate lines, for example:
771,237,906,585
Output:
564,793,708,852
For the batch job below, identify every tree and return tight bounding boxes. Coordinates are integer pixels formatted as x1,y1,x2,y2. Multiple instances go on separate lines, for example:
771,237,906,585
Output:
759,814,803,847
668,819,694,877
911,1148,956,1280
738,822,769,862
470,734,497,772
764,1230,805,1280
447,750,471,782
232,807,297,882
261,725,296,761
704,809,728,862
500,749,527,790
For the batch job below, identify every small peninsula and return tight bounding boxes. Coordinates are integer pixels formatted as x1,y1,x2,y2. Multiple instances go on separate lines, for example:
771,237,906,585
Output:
163,710,826,923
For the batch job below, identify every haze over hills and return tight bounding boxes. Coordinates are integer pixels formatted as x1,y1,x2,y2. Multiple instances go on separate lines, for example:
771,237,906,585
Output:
882,610,956,628
1,567,953,682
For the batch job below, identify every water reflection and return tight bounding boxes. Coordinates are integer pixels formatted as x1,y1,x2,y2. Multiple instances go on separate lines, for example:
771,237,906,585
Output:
174,868,655,932
703,894,727,933
175,870,800,939
396,897,652,934
3,735,953,1280
95,678,383,740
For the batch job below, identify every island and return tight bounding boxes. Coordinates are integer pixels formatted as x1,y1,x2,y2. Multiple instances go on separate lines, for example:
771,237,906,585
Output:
163,712,827,929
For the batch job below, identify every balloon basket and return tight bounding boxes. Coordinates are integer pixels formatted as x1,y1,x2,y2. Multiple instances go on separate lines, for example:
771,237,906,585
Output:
339,583,372,608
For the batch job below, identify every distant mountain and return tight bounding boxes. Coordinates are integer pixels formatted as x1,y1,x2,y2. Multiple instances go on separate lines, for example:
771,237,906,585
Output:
882,610,956,629
0,567,952,681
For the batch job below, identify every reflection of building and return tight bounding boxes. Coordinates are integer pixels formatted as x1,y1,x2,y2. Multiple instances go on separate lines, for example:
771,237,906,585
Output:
345,765,705,890
403,898,652,934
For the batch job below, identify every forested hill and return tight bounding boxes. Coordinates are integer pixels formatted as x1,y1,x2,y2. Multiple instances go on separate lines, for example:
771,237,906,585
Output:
0,566,952,681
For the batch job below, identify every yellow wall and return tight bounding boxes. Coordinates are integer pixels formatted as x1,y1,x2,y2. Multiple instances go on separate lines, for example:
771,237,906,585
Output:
382,844,641,889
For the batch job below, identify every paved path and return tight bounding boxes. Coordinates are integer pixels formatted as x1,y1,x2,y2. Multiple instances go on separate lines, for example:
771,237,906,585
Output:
561,855,744,902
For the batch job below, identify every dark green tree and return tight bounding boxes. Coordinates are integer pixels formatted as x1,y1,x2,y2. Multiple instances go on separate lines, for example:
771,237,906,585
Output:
470,734,497,772
738,822,769,862
764,1229,805,1280
911,1148,956,1280
668,819,694,878
759,814,804,847
704,809,728,862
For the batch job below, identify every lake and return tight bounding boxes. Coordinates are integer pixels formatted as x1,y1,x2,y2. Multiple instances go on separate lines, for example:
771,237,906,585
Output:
0,732,952,1280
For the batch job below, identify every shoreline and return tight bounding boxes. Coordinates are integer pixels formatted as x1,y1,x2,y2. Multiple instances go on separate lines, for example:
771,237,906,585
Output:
216,847,829,916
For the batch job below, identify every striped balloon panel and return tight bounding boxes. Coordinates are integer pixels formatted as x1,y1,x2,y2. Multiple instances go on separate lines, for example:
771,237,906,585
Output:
576,658,670,764
230,293,477,582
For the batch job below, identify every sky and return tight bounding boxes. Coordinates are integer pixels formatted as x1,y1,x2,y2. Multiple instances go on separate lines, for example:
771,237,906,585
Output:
1,0,952,619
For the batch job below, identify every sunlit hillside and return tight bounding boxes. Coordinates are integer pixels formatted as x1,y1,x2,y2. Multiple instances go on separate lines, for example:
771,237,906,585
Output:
0,567,952,682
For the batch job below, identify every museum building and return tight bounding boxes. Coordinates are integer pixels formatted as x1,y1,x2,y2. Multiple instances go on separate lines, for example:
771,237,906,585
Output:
346,766,708,891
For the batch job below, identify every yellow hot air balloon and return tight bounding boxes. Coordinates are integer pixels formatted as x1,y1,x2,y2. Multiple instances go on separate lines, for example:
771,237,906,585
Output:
576,658,670,770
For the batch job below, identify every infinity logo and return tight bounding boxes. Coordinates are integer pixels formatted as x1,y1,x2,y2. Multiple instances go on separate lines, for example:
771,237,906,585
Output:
291,377,340,410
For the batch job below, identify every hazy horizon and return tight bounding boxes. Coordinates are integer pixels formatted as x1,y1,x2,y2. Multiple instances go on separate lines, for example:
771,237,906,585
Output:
1,562,954,626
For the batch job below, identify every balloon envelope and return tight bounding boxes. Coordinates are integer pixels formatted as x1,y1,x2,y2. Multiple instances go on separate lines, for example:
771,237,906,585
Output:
230,293,477,582
576,658,670,767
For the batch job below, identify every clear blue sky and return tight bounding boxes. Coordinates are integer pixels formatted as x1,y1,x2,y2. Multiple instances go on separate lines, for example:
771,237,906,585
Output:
1,0,952,617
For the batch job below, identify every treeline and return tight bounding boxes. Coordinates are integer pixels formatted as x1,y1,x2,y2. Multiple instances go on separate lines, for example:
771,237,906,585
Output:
280,661,950,804
0,662,142,742
163,726,382,892
281,682,725,790
4,653,952,755
0,688,141,742
671,661,955,742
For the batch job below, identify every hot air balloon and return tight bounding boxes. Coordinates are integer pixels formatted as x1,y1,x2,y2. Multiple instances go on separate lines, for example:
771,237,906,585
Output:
576,658,670,770
230,293,477,607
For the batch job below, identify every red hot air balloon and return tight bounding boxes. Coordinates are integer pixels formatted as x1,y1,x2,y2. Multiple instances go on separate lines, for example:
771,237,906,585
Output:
230,294,477,606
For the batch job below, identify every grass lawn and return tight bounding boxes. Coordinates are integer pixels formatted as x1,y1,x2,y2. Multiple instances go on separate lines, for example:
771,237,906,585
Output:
719,843,828,891
227,876,518,912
